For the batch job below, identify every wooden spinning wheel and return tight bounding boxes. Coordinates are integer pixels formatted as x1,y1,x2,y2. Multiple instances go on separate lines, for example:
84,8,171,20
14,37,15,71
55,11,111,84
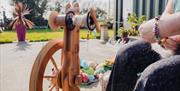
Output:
29,3,100,91
30,39,63,91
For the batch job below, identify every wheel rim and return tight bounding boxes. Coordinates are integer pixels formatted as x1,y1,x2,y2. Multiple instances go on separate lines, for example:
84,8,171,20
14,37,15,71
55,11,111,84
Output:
30,39,63,91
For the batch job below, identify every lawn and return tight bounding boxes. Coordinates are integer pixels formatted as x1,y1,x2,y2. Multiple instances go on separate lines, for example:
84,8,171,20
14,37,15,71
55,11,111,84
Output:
0,29,114,43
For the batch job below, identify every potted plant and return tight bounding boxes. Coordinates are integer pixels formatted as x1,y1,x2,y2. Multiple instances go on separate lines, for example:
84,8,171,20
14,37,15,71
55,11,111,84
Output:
100,21,109,43
9,2,34,41
118,27,129,44
127,13,146,31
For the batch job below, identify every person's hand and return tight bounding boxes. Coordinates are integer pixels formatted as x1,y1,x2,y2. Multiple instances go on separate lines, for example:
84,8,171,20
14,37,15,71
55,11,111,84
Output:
161,37,177,51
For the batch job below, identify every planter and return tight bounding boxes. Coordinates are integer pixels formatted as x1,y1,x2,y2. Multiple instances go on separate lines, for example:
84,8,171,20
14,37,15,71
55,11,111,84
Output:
100,24,109,43
16,24,27,41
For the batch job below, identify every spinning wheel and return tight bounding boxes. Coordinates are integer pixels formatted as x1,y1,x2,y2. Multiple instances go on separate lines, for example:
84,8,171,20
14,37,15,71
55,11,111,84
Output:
30,39,63,91
29,2,100,91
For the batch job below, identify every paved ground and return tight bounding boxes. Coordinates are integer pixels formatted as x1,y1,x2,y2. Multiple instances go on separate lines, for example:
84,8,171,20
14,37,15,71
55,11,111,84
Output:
0,39,172,91
0,39,118,91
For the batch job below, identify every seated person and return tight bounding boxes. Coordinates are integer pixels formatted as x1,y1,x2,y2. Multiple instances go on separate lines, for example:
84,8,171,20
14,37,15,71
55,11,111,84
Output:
106,0,180,91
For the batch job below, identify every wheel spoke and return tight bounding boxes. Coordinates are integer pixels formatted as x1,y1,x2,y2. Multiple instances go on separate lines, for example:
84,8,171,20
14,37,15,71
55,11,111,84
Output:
49,84,55,91
50,57,59,71
44,75,55,78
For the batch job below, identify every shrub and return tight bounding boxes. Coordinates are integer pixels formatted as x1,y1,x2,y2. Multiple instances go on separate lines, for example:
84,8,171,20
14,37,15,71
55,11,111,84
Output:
128,13,146,31
118,27,139,37
119,27,128,37
127,29,139,36
32,17,48,27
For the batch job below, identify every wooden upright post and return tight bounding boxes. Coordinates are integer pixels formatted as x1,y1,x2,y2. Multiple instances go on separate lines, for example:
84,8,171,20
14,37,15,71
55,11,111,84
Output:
48,2,100,91
60,3,81,91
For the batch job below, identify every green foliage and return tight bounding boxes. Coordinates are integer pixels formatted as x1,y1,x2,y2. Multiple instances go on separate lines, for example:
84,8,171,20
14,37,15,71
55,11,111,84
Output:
100,22,108,26
128,13,146,31
54,2,62,12
48,1,63,13
127,29,139,36
119,27,128,37
0,29,115,43
117,13,144,37
118,27,139,37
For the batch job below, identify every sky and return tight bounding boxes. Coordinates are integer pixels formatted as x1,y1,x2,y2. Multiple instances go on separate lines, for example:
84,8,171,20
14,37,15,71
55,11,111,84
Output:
0,0,13,18
0,0,114,19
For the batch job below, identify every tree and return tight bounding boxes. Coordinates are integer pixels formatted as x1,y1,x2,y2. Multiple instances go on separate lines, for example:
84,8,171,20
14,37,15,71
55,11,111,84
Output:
49,1,63,13
55,2,62,13
11,0,48,21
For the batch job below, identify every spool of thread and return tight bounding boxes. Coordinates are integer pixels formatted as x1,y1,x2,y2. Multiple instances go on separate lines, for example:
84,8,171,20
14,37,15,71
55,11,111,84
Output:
94,67,106,75
82,67,94,75
87,61,97,69
88,75,95,82
80,59,89,69
81,72,88,83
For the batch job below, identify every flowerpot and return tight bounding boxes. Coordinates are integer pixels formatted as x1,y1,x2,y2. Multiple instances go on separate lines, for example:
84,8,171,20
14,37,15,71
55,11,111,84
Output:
100,24,109,43
16,24,27,41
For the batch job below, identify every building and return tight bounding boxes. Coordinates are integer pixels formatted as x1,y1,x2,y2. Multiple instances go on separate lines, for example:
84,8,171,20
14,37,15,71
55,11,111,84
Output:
114,0,169,35
133,0,168,19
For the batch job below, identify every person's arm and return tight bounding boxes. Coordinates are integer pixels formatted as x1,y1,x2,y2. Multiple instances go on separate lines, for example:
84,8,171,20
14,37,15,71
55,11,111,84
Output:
139,0,180,43
162,0,174,15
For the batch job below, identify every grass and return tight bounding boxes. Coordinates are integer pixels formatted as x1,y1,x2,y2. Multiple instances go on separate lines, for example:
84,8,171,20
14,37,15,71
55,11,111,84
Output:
0,29,114,43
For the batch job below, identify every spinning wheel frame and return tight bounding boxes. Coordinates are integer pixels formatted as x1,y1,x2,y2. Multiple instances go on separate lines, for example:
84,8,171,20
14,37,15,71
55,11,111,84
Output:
30,3,100,91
